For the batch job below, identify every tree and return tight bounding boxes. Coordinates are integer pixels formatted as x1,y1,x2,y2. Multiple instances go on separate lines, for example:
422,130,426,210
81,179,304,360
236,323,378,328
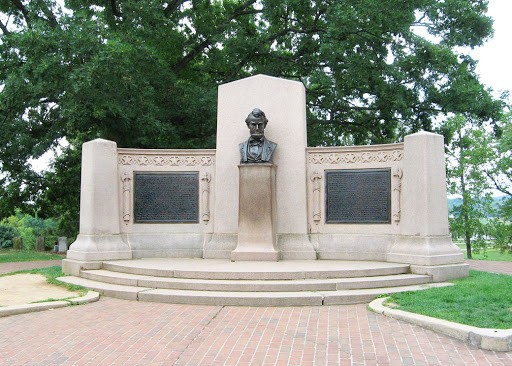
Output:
482,113,512,252
442,115,494,259
484,113,512,197
0,222,19,248
1,209,58,250
0,0,505,236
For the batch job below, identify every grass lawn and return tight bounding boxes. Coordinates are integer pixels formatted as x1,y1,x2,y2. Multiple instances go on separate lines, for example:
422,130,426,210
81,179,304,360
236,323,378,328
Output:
455,242,512,261
0,249,65,263
386,270,512,329
466,250,512,261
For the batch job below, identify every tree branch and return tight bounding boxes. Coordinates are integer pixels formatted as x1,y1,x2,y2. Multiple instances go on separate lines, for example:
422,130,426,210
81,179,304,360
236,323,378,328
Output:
36,0,59,28
11,0,32,27
0,19,10,35
485,170,512,197
172,0,258,73
163,0,187,17
110,0,122,17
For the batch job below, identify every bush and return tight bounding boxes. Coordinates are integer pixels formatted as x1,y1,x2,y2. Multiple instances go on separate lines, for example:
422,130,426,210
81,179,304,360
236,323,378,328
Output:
491,219,512,253
0,224,21,248
1,210,59,250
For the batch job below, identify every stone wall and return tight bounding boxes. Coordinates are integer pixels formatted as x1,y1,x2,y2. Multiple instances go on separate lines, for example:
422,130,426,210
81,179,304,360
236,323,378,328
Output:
117,148,215,258
306,144,404,260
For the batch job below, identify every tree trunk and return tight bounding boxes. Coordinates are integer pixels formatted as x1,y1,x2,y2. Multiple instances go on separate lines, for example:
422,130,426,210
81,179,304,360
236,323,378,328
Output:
460,140,472,259
465,230,472,259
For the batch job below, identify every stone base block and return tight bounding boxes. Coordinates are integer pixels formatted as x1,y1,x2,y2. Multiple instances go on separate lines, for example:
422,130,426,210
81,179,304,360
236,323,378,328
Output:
62,259,103,276
230,249,280,262
67,234,132,261
388,235,464,266
124,233,203,259
410,263,469,282
314,234,393,261
203,234,238,259
277,234,317,260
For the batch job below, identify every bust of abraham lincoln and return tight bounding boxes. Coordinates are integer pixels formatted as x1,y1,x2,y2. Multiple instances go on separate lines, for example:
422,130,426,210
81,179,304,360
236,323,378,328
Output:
239,108,277,164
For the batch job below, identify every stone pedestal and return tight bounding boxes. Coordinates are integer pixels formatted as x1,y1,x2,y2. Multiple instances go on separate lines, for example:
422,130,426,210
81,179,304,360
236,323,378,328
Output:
66,139,131,261
231,164,280,261
387,132,467,280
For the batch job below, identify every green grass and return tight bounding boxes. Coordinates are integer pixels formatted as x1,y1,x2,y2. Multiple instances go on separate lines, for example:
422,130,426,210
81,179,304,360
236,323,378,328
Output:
466,250,512,261
0,266,87,295
386,270,512,329
0,249,64,263
455,244,512,261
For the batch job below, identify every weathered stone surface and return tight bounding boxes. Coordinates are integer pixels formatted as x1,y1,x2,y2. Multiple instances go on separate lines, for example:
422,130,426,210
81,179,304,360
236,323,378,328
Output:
231,164,279,261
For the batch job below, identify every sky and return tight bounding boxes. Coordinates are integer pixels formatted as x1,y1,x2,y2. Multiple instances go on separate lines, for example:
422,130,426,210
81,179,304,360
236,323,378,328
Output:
469,0,512,96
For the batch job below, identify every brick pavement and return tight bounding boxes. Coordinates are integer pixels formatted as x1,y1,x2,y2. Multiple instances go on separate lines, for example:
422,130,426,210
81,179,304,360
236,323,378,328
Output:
1,298,511,365
0,258,511,365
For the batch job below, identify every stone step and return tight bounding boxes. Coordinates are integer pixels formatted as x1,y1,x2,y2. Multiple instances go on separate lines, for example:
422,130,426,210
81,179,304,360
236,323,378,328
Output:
102,259,411,280
80,269,432,292
57,276,450,306
56,276,152,301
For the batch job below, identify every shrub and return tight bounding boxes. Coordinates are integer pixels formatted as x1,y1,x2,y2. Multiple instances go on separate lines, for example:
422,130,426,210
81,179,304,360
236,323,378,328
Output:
0,224,21,248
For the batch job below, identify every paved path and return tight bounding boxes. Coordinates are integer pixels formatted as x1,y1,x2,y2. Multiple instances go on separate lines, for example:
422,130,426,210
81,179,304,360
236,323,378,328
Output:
465,259,512,275
1,298,511,365
0,259,510,365
0,259,62,275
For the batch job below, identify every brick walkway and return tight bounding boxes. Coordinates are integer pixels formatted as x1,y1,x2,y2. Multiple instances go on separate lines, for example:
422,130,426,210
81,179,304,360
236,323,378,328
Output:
1,298,511,365
0,259,511,365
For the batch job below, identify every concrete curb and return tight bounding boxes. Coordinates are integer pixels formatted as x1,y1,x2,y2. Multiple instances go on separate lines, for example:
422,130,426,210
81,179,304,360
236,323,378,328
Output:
0,291,100,318
369,297,512,352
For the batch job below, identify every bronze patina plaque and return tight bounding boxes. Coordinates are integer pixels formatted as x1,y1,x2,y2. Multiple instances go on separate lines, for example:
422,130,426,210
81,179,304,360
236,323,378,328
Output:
134,172,199,223
325,169,391,224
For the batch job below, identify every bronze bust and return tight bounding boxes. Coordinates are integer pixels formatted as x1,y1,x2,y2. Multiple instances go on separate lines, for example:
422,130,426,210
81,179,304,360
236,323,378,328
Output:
239,108,277,163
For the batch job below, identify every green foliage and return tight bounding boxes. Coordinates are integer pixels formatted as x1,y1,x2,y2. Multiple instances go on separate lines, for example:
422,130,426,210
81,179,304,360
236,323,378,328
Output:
1,210,59,250
387,270,512,329
0,0,505,234
485,115,512,198
0,249,64,262
445,114,512,254
442,115,495,258
456,242,512,261
0,223,20,248
489,215,512,254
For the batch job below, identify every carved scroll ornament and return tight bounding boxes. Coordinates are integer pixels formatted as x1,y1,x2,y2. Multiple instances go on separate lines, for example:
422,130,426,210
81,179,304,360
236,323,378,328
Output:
392,168,403,224
121,172,132,225
201,172,212,224
311,171,322,227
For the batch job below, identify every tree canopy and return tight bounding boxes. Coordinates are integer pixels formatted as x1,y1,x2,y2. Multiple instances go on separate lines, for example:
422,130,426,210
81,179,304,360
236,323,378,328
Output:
0,0,506,235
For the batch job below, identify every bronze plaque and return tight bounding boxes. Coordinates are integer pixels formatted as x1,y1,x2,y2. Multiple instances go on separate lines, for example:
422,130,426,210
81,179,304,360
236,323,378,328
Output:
134,172,199,223
325,169,391,224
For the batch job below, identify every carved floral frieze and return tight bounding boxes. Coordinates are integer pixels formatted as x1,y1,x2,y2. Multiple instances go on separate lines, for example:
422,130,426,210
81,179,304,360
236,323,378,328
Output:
308,150,403,165
118,154,215,167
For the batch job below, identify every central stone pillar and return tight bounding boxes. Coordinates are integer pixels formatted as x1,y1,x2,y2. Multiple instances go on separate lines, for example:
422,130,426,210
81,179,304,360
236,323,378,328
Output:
231,163,280,261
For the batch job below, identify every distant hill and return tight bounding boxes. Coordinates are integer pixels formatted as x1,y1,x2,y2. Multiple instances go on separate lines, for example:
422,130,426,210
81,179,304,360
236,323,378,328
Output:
448,196,510,217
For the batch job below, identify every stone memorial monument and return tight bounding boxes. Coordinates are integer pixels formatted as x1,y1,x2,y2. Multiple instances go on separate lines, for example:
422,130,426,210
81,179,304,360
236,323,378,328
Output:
64,74,467,283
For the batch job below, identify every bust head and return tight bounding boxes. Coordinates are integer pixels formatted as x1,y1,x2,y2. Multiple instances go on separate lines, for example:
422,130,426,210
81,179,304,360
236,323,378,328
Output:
245,108,268,140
